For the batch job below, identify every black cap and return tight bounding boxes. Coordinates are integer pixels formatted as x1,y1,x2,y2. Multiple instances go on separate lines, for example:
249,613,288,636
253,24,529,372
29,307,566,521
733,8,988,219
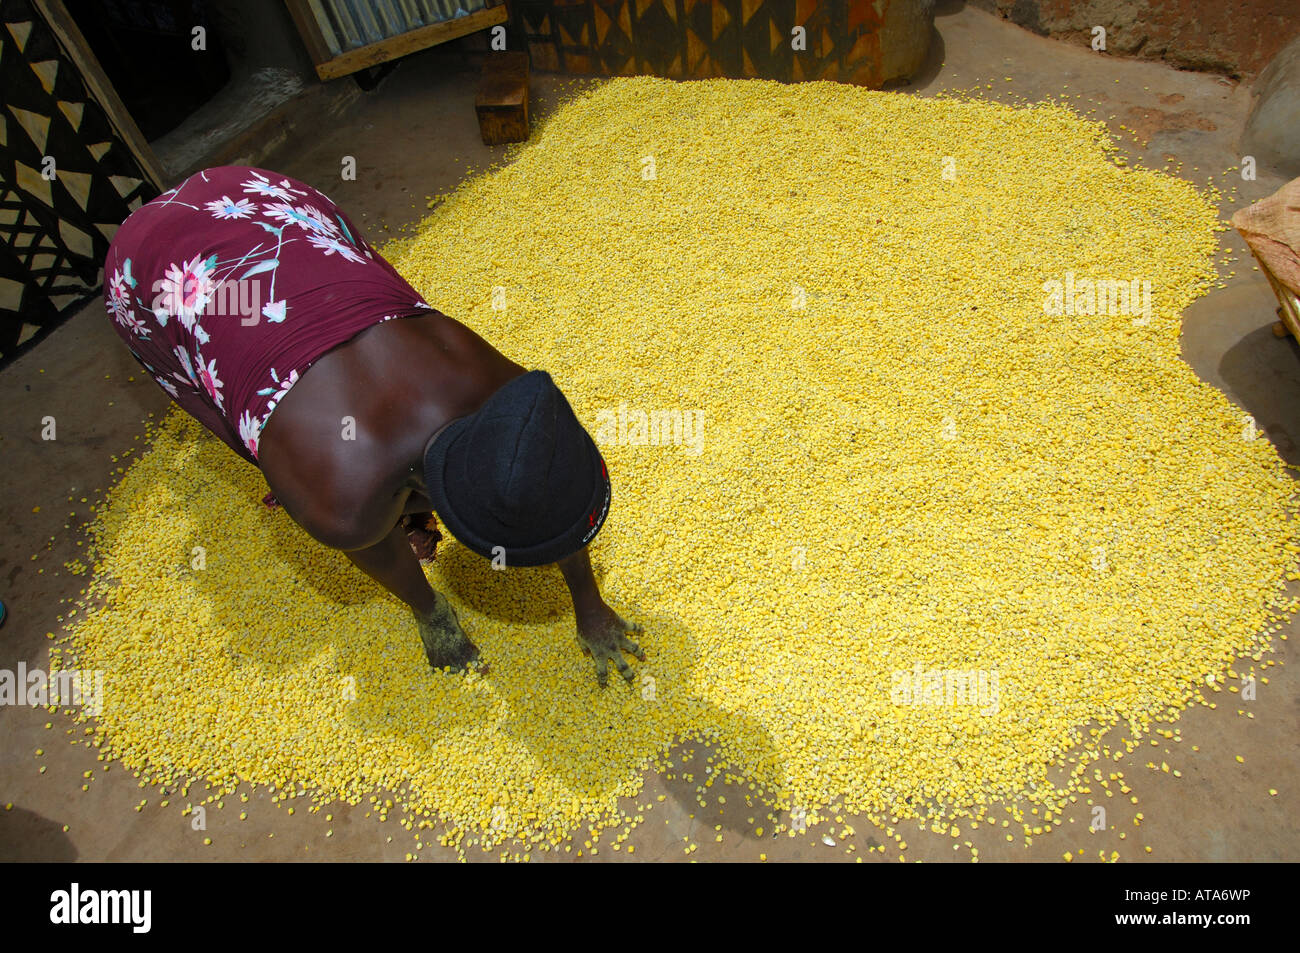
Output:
422,370,610,567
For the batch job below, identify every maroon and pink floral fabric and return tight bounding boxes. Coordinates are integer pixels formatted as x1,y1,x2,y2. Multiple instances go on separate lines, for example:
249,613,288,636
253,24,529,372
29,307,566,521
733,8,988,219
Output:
104,166,430,465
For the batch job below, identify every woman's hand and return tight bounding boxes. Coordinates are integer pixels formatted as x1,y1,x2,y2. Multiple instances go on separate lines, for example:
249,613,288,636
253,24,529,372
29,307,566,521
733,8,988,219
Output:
575,604,645,688
556,546,646,687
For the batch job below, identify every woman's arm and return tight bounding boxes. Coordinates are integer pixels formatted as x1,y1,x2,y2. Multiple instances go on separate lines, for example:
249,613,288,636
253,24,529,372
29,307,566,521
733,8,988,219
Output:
556,547,644,687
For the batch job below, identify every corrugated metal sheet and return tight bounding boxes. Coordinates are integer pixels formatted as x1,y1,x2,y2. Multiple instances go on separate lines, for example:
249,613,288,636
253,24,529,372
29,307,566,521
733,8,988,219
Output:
308,0,491,56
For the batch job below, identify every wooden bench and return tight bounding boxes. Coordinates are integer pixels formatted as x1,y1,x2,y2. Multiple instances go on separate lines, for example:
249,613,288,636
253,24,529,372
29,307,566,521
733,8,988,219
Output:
476,51,529,146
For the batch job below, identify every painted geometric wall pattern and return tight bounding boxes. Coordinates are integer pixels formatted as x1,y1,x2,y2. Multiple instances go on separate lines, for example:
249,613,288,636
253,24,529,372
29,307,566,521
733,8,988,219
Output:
513,0,893,85
1,0,158,367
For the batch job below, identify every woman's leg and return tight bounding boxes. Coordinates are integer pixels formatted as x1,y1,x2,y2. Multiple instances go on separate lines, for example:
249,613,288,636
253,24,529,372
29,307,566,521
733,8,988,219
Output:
343,524,482,671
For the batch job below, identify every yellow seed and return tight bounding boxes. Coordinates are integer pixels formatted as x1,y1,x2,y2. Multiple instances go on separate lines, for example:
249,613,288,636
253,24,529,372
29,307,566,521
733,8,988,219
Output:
57,76,1293,857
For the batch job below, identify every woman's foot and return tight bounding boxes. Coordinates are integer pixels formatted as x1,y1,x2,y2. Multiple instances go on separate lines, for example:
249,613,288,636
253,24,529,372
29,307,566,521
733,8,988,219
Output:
415,593,486,674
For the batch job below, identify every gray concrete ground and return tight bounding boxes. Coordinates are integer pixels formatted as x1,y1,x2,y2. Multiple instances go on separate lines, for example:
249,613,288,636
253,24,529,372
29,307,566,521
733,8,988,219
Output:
1,3,1296,862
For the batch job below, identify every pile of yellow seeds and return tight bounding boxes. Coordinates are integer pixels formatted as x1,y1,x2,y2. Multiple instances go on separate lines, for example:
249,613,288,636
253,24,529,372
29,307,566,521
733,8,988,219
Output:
63,77,1298,855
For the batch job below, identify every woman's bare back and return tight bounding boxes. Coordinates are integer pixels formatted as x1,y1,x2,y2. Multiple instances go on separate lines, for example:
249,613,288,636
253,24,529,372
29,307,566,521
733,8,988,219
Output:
257,310,524,551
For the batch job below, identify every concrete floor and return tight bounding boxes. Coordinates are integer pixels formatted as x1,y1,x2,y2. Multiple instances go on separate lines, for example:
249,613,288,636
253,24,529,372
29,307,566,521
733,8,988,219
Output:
2,3,1296,863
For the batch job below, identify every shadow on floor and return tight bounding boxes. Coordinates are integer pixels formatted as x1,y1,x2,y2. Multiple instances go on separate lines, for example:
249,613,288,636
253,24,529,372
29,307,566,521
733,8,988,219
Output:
1215,324,1300,467
889,25,947,94
0,805,79,861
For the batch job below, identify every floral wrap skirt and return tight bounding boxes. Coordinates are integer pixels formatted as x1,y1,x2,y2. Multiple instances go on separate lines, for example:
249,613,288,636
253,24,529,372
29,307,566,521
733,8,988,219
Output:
104,166,431,465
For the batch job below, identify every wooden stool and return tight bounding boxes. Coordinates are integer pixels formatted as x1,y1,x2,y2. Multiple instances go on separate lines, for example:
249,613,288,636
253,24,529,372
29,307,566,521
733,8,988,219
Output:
476,51,529,146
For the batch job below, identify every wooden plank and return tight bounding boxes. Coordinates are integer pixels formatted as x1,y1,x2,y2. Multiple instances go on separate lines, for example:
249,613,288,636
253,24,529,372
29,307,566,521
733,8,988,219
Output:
313,4,509,81
282,0,332,69
32,0,167,189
